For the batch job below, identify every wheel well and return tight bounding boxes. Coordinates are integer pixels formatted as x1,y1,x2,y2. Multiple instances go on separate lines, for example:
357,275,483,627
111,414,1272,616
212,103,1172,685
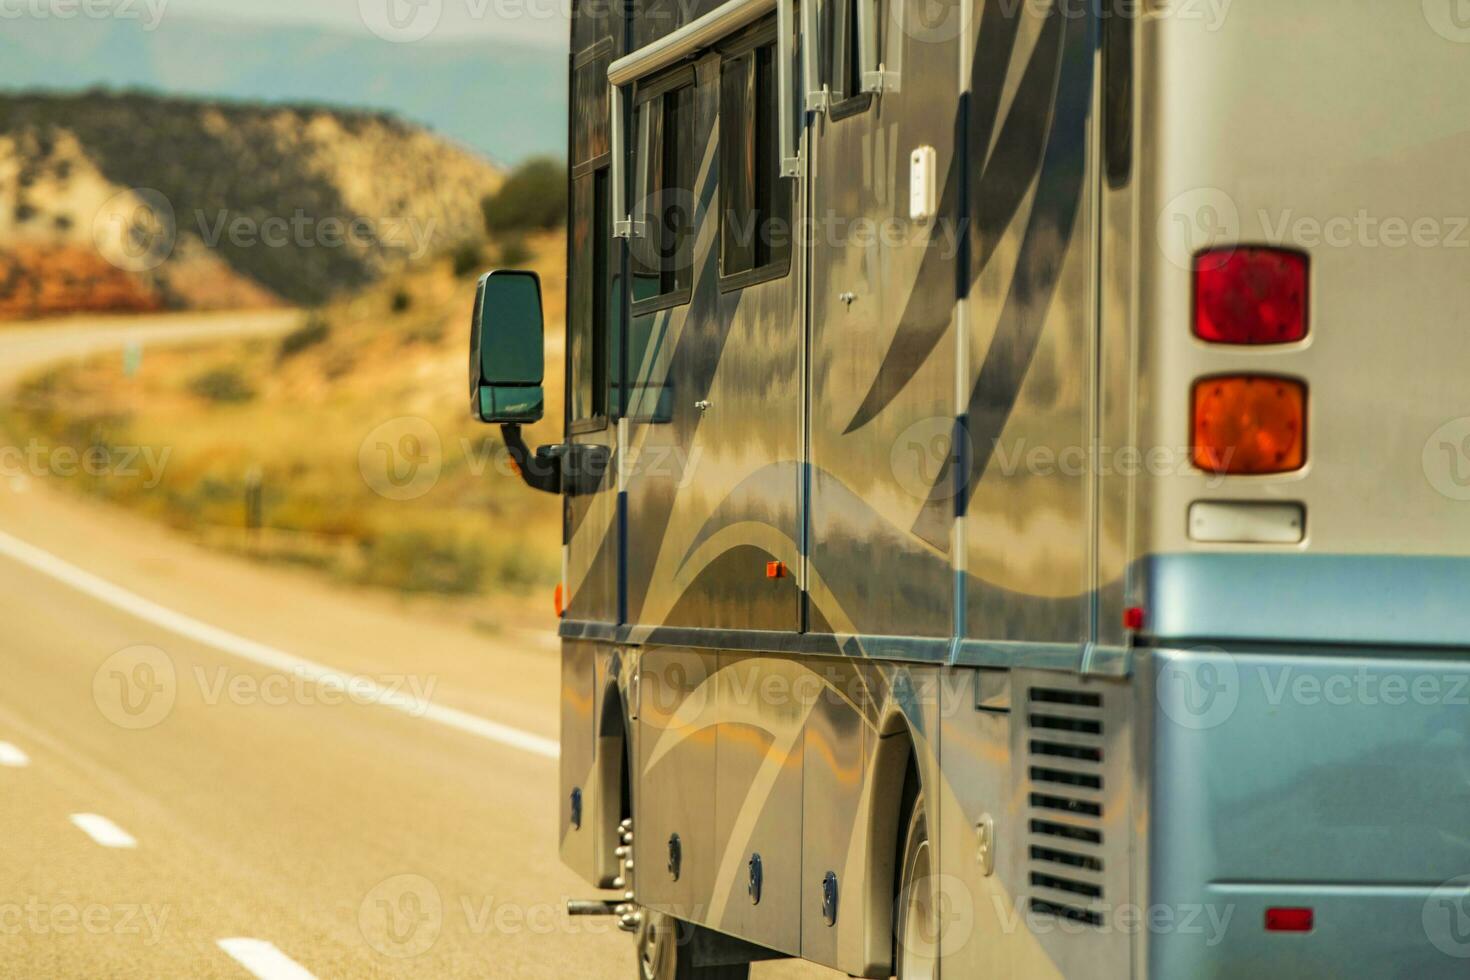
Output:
861,720,920,976
596,684,632,885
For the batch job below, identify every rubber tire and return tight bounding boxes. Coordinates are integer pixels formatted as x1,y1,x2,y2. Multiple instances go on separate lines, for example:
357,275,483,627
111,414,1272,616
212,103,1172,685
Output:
636,912,750,980
894,794,938,980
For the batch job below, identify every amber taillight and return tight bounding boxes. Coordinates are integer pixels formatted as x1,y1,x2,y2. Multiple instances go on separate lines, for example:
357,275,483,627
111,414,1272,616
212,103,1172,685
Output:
1192,376,1306,475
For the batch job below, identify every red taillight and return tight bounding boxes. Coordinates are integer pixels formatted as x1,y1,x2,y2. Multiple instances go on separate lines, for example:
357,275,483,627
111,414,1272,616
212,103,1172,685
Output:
1195,248,1309,345
1265,907,1314,933
1193,376,1307,475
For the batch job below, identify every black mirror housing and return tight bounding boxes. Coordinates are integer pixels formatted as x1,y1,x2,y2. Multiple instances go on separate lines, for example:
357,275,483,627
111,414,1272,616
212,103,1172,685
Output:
469,270,546,425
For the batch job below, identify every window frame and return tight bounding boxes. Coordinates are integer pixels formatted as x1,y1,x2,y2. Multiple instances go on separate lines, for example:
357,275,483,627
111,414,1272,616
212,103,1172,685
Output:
828,0,874,120
629,64,698,318
717,21,794,293
568,166,614,434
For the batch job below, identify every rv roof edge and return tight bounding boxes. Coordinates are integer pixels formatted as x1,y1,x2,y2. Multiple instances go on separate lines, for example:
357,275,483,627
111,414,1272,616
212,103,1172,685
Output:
607,0,778,87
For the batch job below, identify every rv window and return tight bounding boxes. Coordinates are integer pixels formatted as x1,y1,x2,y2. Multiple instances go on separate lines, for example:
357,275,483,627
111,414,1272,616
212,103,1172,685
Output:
830,0,873,116
631,80,696,310
720,41,793,282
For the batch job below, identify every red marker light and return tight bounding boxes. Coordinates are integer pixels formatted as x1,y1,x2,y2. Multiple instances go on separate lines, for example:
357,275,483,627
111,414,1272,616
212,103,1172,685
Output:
1265,907,1314,933
1123,606,1146,631
554,583,565,618
1195,248,1309,345
766,561,788,580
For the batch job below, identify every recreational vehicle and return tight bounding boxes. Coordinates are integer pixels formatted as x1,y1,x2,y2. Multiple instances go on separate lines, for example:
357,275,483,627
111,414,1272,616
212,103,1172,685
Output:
468,1,1470,975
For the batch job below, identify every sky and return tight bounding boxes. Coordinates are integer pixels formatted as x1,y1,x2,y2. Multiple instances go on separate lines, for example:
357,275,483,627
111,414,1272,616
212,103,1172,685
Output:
157,0,570,49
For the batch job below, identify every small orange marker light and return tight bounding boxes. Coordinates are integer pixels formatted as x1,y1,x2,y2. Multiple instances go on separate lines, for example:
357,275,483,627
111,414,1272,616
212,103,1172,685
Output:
766,561,788,580
554,583,565,617
1192,376,1306,475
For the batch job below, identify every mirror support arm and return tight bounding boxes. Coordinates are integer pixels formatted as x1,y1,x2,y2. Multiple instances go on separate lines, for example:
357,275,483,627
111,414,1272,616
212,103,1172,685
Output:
501,424,563,495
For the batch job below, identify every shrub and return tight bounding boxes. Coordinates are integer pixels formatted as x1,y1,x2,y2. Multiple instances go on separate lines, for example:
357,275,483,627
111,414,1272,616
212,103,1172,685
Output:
277,315,331,360
188,366,255,404
481,157,567,234
357,529,488,595
497,236,531,267
451,242,483,279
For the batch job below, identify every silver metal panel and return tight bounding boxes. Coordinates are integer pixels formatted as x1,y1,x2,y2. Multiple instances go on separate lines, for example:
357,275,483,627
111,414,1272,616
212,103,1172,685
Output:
635,648,721,919
560,640,600,884
806,0,959,640
799,660,870,968
710,655,807,955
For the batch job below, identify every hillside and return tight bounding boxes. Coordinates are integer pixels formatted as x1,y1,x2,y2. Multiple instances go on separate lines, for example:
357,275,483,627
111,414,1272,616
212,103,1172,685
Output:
0,91,504,318
0,15,566,164
4,233,568,601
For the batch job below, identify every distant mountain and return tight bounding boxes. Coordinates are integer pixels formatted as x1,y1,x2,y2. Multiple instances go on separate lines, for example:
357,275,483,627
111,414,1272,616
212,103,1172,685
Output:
0,15,567,165
0,92,504,318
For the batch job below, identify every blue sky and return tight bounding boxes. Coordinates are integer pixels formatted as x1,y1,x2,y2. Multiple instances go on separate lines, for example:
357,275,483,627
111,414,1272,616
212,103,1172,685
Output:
160,0,569,48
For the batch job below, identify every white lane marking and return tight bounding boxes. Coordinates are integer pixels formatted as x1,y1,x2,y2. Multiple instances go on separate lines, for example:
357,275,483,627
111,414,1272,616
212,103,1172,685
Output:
217,939,319,980
70,813,138,849
0,741,29,767
0,529,559,760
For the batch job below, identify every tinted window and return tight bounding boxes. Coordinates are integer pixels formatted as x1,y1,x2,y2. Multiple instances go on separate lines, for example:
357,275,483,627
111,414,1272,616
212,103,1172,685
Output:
631,80,696,308
720,41,792,279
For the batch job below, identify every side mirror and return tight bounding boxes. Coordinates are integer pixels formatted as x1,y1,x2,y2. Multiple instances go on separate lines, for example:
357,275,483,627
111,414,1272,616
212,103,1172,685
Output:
469,270,545,424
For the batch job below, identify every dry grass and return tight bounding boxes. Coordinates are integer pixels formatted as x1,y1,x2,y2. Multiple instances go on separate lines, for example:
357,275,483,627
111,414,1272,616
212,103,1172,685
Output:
6,232,568,598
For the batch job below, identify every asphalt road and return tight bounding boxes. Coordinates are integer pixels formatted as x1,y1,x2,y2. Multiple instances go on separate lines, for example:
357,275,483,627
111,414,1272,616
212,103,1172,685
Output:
0,313,836,979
